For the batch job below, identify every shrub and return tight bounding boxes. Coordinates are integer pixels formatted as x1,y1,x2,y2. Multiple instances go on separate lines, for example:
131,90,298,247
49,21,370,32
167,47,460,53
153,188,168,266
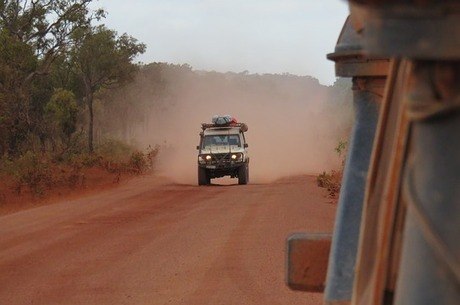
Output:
4,151,52,196
67,152,103,168
54,132,87,163
146,144,160,169
129,151,147,174
317,170,343,198
335,140,348,167
317,140,348,199
124,145,160,174
96,139,135,162
0,140,161,201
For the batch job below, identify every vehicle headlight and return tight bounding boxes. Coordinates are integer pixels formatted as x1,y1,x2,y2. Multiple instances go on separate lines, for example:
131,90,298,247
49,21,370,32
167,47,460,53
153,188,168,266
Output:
199,155,212,163
198,155,212,164
231,153,243,161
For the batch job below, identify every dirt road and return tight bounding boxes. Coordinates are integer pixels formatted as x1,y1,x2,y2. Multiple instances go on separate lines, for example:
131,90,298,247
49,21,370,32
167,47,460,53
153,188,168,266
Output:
0,175,336,305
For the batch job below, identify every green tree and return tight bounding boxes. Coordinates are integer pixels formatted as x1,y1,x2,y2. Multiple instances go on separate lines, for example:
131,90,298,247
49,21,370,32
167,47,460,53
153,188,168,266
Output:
0,0,104,85
45,88,78,146
0,0,103,155
0,28,37,155
71,25,145,152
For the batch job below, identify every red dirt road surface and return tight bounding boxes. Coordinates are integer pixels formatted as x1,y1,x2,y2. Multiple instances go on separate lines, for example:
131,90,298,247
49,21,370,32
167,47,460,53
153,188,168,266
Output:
0,175,336,305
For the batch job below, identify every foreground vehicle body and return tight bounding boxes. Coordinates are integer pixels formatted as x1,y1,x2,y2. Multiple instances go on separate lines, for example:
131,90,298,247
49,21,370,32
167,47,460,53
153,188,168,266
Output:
197,116,249,185
287,1,459,305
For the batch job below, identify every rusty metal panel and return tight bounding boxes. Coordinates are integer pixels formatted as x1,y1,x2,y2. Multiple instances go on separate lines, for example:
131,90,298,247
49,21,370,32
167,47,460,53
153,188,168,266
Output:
321,16,390,305
351,59,412,305
286,233,332,292
348,2,460,59
327,16,390,78
324,77,384,305
334,59,390,78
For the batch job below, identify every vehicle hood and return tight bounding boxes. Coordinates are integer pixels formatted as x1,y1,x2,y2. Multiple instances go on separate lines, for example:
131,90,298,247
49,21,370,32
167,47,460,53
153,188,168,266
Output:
201,146,244,154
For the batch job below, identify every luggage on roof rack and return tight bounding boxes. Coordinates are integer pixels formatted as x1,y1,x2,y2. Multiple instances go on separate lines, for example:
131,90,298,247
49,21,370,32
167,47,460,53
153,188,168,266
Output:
203,115,248,131
212,115,237,125
201,122,248,132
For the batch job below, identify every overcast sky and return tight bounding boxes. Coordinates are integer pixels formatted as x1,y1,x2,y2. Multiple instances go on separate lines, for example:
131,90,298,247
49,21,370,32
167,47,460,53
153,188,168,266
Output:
93,0,349,85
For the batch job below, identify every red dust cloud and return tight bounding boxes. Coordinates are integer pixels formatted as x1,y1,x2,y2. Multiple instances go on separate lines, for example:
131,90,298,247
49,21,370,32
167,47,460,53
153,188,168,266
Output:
137,72,352,184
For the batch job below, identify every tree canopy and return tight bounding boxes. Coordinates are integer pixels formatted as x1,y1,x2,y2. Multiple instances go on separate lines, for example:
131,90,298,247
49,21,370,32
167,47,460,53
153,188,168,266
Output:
71,25,146,152
0,0,144,156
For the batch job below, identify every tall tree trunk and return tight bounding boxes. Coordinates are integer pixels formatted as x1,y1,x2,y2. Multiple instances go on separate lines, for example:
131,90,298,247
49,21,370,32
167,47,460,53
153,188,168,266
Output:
86,86,94,153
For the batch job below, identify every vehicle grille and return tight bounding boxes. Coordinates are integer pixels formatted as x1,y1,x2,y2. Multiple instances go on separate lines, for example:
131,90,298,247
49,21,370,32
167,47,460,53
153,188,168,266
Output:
210,153,232,164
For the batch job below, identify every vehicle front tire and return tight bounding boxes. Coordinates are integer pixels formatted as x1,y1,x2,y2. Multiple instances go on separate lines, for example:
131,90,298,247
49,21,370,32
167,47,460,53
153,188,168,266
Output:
238,163,249,185
198,167,210,186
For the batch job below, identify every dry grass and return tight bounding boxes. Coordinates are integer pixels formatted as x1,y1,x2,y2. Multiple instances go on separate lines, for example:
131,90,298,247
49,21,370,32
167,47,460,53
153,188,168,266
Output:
317,170,343,199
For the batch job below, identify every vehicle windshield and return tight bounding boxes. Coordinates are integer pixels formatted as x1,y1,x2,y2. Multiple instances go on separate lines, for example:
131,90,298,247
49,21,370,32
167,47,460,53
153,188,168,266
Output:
202,134,241,149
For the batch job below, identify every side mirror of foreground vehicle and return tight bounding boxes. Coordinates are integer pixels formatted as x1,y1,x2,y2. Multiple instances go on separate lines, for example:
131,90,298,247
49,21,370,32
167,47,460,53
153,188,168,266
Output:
286,233,332,292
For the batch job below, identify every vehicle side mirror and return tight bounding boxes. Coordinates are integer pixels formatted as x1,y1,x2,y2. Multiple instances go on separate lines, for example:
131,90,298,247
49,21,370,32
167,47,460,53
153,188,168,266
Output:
244,143,249,148
196,146,200,150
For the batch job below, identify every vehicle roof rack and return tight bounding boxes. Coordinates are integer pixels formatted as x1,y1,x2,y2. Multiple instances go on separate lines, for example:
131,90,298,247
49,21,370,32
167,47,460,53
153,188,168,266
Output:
201,122,248,132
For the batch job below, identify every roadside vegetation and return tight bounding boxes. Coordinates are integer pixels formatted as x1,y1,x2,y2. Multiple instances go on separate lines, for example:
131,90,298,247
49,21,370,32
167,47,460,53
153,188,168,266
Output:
317,140,348,200
0,1,153,201
0,143,159,198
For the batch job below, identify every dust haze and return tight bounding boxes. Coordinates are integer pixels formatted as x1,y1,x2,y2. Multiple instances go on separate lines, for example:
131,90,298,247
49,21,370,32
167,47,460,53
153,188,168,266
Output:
134,69,352,184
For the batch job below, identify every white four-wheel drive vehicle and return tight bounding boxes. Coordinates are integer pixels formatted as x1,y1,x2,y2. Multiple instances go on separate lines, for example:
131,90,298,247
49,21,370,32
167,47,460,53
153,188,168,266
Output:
197,115,249,185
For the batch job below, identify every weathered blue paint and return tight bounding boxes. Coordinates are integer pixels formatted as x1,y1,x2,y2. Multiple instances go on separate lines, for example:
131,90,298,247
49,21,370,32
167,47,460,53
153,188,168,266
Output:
395,111,460,305
324,84,381,304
